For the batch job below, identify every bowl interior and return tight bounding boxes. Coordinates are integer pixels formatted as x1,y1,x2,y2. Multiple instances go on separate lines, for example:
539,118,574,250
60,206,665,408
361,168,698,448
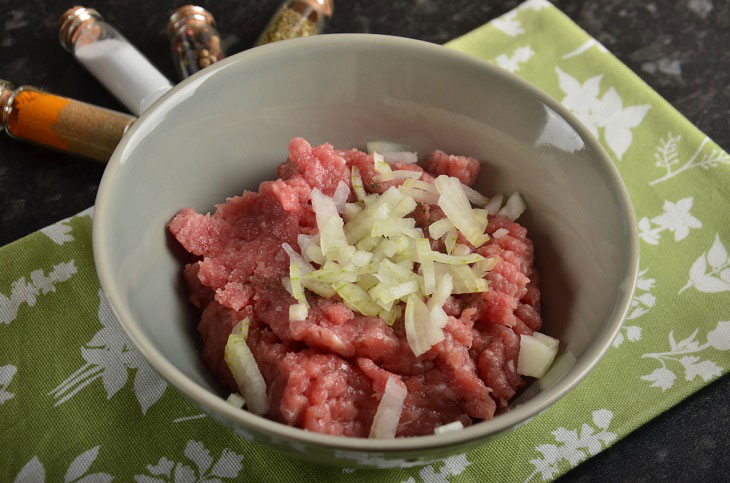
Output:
94,34,637,452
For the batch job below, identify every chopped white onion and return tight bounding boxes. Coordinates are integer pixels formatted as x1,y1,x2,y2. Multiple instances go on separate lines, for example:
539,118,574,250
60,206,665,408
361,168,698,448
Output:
289,303,309,321
498,192,526,221
517,332,559,378
332,181,351,213
231,318,251,339
428,218,454,240
312,188,349,261
493,228,509,239
351,166,367,201
405,294,444,357
224,333,268,415
374,170,422,183
485,194,504,215
434,421,464,434
383,151,418,164
434,175,490,248
369,376,407,439
461,183,489,207
226,393,246,409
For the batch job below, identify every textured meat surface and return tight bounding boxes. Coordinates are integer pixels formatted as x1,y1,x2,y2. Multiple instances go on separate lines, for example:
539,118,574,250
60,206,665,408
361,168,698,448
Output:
169,137,542,437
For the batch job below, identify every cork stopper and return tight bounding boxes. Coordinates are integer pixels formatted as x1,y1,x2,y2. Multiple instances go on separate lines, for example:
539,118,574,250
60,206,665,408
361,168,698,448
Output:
58,6,103,52
167,5,216,38
304,0,334,17
0,80,15,133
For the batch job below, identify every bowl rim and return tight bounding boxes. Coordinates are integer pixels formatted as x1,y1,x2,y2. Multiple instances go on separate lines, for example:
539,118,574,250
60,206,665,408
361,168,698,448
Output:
93,33,639,452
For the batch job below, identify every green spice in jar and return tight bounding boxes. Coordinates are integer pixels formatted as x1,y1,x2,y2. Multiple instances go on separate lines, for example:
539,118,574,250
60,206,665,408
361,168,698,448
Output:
256,0,333,46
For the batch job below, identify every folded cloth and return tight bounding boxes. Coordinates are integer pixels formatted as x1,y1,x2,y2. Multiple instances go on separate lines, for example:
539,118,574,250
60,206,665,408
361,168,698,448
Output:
1,1,728,481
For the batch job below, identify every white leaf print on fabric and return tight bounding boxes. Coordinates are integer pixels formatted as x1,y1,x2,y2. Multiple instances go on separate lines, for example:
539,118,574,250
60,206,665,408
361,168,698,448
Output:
525,409,617,481
0,364,17,404
133,440,244,482
641,322,730,391
14,456,45,483
40,220,74,245
555,67,650,160
0,260,77,324
638,197,702,245
14,446,112,483
679,235,730,294
49,289,167,413
401,454,471,483
649,132,730,185
562,39,608,59
493,11,524,37
496,45,534,72
38,208,93,245
518,0,551,10
612,326,642,349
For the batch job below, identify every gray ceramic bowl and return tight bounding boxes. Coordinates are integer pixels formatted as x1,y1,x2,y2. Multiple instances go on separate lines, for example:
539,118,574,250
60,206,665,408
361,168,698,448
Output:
93,34,638,468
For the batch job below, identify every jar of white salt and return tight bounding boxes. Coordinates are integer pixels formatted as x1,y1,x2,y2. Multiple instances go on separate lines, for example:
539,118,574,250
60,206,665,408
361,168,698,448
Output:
58,6,173,116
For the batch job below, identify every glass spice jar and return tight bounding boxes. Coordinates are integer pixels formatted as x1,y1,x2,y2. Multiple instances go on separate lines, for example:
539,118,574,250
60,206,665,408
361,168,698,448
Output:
58,6,173,116
167,5,226,80
0,80,135,161
256,0,334,46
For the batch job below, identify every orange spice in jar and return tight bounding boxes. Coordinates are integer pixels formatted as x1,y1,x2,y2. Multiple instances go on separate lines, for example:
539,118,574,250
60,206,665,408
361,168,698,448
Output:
0,81,135,161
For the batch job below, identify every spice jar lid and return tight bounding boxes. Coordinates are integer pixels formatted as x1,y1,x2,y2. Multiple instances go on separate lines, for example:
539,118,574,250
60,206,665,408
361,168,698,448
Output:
0,80,15,133
167,5,216,37
305,0,334,17
58,6,103,52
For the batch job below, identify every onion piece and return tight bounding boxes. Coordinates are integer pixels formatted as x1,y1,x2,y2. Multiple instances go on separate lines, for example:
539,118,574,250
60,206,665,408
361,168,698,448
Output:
485,194,504,215
434,175,490,248
224,333,269,415
402,178,438,193
398,186,440,205
231,318,251,339
428,218,454,240
332,181,351,213
289,303,308,321
493,228,509,239
373,170,422,183
517,332,559,378
416,238,436,295
369,377,407,439
430,251,485,265
461,183,489,207
373,152,392,175
498,192,526,220
333,280,381,316
312,188,349,261
434,421,464,434
226,392,246,409
383,151,418,164
427,273,453,328
444,229,458,254
297,233,325,265
405,294,444,357
351,166,367,201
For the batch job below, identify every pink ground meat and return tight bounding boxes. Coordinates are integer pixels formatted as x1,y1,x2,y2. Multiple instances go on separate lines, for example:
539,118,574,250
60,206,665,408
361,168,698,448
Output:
169,137,542,437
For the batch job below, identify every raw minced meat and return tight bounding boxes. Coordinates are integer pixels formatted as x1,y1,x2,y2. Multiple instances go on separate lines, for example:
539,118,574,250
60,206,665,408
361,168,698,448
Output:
169,137,541,437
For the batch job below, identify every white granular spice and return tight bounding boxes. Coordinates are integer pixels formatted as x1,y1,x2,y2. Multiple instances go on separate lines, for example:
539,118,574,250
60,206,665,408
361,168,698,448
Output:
75,39,172,115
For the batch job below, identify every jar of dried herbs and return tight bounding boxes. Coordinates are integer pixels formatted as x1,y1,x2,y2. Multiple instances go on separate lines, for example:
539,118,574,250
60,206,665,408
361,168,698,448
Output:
256,0,333,46
167,5,226,80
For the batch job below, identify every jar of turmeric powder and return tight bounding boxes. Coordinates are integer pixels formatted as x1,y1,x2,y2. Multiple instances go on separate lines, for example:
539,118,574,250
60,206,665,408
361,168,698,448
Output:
0,80,135,161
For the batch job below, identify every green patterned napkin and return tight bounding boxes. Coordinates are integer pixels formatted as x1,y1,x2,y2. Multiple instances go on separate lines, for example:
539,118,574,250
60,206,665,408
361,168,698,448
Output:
2,1,729,481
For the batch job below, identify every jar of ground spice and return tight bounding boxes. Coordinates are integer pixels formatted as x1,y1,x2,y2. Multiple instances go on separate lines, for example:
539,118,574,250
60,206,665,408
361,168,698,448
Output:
167,5,226,80
256,0,334,46
0,80,135,161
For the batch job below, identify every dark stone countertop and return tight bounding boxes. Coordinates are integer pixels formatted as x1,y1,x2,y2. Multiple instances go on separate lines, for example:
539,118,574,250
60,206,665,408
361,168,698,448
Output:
0,0,728,480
